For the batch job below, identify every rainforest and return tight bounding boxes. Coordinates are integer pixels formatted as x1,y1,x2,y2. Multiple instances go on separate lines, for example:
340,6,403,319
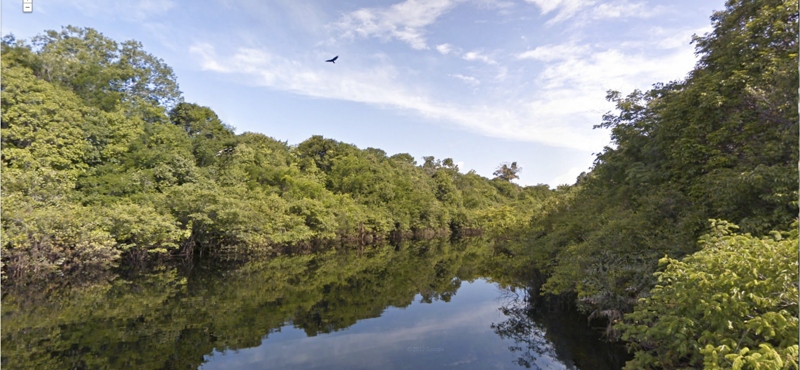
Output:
1,0,798,369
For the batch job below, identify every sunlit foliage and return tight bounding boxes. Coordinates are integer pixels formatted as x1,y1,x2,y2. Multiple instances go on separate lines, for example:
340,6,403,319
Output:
511,0,798,368
0,27,545,279
617,221,799,370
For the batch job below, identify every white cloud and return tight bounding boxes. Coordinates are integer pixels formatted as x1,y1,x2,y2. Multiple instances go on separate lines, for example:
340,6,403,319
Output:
333,0,459,50
525,0,596,24
472,0,516,10
525,0,669,25
516,43,590,61
463,51,496,64
187,9,704,155
652,25,713,50
506,29,701,159
189,43,609,150
450,74,480,85
436,43,453,54
526,43,696,91
494,66,508,81
592,1,667,19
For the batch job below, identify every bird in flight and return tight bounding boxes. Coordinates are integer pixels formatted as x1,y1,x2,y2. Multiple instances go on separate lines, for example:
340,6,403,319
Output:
326,56,338,64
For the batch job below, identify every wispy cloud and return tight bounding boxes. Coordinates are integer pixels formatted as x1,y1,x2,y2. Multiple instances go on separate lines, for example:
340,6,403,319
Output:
551,166,588,186
463,51,496,64
450,74,480,85
525,0,668,25
517,43,591,61
436,43,454,55
186,1,705,155
593,1,666,19
530,45,696,91
524,0,596,24
332,0,459,50
651,25,713,49
188,42,609,150
494,66,508,82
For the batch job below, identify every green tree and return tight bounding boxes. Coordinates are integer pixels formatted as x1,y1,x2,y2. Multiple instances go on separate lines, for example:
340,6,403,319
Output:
524,0,798,328
1,61,88,203
31,26,182,113
493,162,521,182
168,102,235,166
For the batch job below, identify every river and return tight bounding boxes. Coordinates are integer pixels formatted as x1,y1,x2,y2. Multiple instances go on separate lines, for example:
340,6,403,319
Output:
2,239,630,369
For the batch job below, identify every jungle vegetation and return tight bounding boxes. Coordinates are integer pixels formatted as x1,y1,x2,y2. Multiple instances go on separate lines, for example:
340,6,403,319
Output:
495,0,798,368
0,26,549,280
1,0,798,368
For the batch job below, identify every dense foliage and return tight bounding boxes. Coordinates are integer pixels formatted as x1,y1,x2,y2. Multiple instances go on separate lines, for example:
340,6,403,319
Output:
0,27,546,280
516,0,797,310
1,0,797,368
617,221,798,369
503,0,798,368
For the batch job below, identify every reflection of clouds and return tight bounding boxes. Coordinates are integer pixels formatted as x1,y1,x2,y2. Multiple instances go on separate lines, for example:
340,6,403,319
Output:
199,280,614,370
200,280,517,369
225,305,498,368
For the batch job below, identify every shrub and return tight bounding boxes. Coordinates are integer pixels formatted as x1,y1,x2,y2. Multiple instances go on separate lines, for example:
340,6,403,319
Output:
617,220,799,370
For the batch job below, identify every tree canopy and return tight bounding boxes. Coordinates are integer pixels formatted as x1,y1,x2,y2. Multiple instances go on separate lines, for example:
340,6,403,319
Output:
0,26,546,280
500,0,799,368
493,162,521,182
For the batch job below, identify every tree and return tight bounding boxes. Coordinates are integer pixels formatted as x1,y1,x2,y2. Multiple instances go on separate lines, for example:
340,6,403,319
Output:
1,61,89,202
493,162,521,182
521,0,798,340
168,102,235,166
297,135,350,173
31,26,183,113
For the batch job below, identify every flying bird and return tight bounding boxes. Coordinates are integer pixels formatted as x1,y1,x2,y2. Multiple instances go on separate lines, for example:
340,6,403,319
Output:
326,56,338,64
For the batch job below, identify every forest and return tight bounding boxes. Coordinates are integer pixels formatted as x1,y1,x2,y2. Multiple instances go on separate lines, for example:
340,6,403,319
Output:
1,0,797,369
0,25,549,278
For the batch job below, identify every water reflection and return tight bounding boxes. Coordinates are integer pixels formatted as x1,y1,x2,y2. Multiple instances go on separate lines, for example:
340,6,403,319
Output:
2,239,627,370
492,287,631,369
493,288,558,368
200,280,514,370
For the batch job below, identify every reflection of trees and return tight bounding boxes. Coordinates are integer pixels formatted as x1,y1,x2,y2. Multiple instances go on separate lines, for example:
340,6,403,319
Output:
491,288,556,369
1,238,495,370
492,286,631,370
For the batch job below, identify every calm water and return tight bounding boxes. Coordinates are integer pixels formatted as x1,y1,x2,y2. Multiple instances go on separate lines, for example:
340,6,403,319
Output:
2,239,629,369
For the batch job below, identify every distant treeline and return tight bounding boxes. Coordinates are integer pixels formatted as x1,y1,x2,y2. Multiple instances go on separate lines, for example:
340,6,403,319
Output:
0,27,547,280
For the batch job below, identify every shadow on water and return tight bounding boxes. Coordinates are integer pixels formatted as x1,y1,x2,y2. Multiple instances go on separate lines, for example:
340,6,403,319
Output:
492,286,631,370
2,238,630,370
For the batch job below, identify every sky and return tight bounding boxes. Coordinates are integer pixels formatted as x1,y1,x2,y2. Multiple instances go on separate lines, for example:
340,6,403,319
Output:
2,0,726,186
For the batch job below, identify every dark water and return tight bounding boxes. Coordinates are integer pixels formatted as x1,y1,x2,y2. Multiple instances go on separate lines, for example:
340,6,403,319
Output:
2,239,630,370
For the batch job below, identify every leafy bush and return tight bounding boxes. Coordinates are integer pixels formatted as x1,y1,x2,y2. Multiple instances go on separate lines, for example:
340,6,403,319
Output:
617,220,799,370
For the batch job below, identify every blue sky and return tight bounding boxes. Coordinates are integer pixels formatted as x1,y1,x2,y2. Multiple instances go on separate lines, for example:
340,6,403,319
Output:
2,0,725,186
